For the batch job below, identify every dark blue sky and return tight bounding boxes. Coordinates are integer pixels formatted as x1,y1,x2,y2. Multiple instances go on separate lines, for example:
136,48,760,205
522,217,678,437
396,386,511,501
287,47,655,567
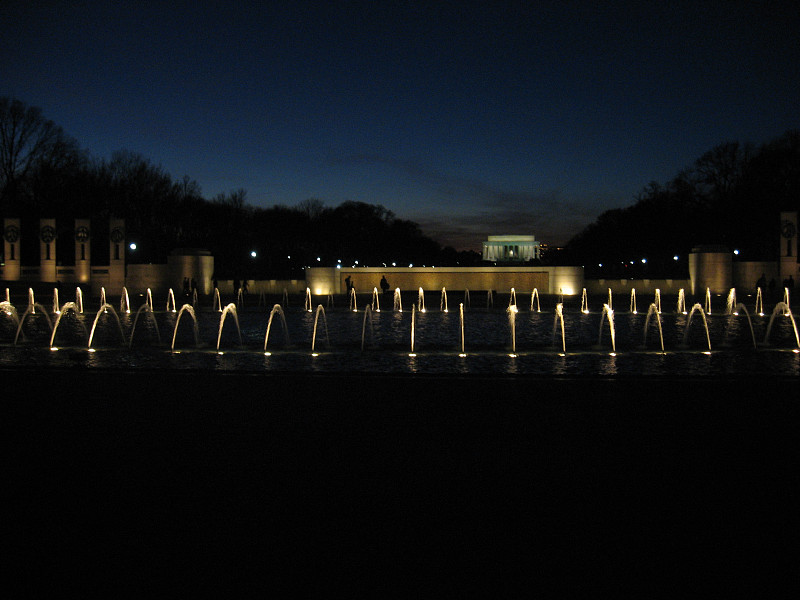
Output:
2,1,798,249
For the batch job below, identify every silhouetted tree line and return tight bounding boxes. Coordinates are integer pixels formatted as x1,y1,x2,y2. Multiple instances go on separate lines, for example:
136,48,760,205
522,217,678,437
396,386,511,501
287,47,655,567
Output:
1,97,480,278
565,131,800,278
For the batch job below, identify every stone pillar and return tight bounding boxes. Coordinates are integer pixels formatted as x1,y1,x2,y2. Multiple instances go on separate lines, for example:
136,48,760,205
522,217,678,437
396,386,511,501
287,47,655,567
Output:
168,249,215,295
306,267,339,296
689,246,732,296
74,219,91,283
3,218,21,281
779,211,798,284
39,218,57,282
108,218,126,291
551,266,583,296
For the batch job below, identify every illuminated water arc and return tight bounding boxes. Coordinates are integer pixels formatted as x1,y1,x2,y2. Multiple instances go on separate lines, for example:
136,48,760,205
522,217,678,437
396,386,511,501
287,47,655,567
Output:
129,303,161,348
217,303,243,350
120,287,131,314
530,288,540,312
725,288,737,316
598,304,616,352
642,303,664,352
14,303,53,345
88,303,126,348
311,305,330,352
764,303,799,348
507,306,516,353
683,303,712,350
172,304,200,350
393,288,403,312
212,288,222,312
371,287,381,313
166,288,177,312
459,303,465,354
553,303,566,353
264,304,290,351
49,302,88,348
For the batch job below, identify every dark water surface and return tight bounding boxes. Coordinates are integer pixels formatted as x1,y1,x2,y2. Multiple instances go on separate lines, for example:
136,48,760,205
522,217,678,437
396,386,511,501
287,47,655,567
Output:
4,368,799,594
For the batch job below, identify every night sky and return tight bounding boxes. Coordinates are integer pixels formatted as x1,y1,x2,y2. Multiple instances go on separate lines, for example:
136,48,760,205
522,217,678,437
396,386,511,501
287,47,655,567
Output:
2,1,798,250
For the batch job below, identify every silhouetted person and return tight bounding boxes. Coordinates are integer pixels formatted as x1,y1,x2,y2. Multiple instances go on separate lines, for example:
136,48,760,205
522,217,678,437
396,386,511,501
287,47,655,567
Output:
380,275,390,296
191,278,197,294
242,279,249,294
789,275,795,290
756,273,767,292
345,275,352,293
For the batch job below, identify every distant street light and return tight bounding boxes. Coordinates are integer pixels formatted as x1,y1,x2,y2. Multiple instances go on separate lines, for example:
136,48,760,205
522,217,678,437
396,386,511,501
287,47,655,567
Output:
129,242,137,251
250,251,257,258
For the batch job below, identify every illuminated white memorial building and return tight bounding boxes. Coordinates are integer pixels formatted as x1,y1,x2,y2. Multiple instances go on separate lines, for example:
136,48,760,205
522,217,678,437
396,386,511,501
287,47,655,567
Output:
482,235,541,263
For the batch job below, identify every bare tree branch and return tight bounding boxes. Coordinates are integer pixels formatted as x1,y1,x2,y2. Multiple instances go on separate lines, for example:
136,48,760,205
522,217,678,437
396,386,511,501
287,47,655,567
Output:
0,97,79,207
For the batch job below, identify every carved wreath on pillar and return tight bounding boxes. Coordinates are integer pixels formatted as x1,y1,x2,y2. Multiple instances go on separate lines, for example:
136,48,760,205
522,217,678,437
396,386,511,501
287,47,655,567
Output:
3,224,20,243
40,225,56,243
75,226,90,243
110,227,125,243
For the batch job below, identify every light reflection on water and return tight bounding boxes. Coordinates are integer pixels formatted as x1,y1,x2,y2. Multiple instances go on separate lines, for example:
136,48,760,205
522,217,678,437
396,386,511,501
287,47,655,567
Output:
599,353,618,376
551,354,569,377
504,354,519,375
